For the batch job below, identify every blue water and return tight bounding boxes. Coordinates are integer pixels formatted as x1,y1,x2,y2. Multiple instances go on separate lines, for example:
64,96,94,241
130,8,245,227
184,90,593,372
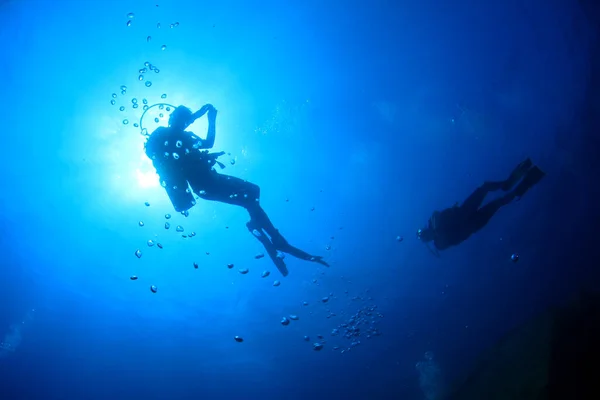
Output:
1,0,598,399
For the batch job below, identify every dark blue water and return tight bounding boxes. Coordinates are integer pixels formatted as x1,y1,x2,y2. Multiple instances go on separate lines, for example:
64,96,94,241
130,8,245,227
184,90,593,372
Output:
1,0,598,399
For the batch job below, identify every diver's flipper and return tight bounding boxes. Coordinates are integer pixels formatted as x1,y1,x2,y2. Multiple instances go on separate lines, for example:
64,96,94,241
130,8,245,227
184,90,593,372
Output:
502,158,533,191
265,246,289,277
512,165,545,198
246,222,289,277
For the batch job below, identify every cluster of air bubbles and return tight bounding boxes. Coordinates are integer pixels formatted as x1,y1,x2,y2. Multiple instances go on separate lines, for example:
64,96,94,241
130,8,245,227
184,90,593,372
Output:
138,61,159,88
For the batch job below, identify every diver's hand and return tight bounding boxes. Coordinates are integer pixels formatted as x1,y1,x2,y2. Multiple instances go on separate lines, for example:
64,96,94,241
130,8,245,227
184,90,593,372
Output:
207,105,217,121
196,104,212,117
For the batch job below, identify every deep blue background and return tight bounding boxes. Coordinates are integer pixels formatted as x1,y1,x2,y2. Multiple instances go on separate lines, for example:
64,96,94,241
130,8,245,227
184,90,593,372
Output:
1,0,599,399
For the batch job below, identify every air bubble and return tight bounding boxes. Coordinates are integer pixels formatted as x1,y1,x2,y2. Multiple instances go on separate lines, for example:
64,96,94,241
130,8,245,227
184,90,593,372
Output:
161,45,167,51
110,99,116,105
123,119,129,125
138,75,144,81
145,81,152,87
133,104,139,109
119,106,125,111
147,36,151,42
139,68,147,73
154,117,159,123
127,12,135,18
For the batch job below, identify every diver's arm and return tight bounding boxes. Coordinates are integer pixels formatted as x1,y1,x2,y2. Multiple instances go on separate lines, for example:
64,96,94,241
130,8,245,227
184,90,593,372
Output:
202,106,217,149
190,104,212,123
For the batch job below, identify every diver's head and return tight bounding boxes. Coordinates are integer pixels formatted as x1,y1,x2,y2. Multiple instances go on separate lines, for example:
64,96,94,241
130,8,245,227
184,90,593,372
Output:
168,106,193,130
417,227,435,243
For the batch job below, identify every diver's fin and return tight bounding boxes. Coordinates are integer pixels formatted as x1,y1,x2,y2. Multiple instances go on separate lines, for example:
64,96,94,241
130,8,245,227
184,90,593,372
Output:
502,158,533,191
512,165,545,198
265,246,289,277
246,222,289,277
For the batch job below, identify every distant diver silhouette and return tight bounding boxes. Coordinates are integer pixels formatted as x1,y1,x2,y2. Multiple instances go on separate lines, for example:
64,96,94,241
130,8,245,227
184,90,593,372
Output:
417,158,545,255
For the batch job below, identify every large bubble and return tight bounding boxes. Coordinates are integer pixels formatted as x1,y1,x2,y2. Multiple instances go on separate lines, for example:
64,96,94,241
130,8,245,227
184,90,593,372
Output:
416,351,443,400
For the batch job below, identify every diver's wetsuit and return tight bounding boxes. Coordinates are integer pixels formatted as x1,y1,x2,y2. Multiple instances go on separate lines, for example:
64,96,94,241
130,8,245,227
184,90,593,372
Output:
144,122,327,276
426,159,545,251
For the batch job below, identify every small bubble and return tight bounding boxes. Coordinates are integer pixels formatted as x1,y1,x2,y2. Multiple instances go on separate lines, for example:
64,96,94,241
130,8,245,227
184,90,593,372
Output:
144,62,150,67
165,222,170,229
145,81,152,87
110,99,116,105
142,98,148,105
131,98,138,103
230,159,236,165
176,225,184,232
133,123,139,127
173,22,179,27
143,105,148,111
166,106,171,111
121,90,126,95
173,153,179,160
133,104,139,109
112,93,117,98
123,119,129,125
150,285,158,293
139,221,144,226
147,240,155,247
134,249,142,258
139,68,147,73
119,106,125,111
157,22,161,28
154,68,160,73
159,104,164,110
161,93,167,99
138,75,144,81
159,113,164,118
127,12,135,18
161,45,167,50
165,214,171,219
175,140,182,148
144,202,150,206
147,36,151,42
120,85,127,91
154,117,159,123
126,20,131,27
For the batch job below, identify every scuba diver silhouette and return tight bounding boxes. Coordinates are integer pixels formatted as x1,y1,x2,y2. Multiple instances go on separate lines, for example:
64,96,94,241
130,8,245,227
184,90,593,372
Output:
144,104,328,276
417,158,546,255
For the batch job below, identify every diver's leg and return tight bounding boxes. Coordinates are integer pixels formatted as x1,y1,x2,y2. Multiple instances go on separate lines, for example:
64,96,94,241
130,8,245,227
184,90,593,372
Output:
461,181,504,212
471,195,513,233
246,203,329,266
